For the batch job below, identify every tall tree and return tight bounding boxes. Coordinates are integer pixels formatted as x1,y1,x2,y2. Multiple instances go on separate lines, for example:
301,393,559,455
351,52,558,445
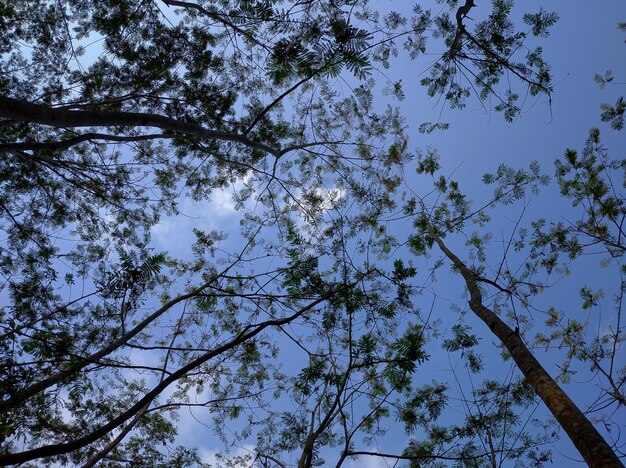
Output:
401,106,625,466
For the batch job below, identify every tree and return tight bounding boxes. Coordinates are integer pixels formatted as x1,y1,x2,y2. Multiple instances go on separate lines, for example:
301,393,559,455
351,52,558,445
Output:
1,0,605,466
402,105,625,466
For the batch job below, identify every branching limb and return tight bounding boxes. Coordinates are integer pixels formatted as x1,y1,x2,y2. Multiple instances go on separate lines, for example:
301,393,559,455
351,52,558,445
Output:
0,96,281,156
0,279,363,466
0,132,171,153
161,0,249,37
450,0,476,57
447,0,551,99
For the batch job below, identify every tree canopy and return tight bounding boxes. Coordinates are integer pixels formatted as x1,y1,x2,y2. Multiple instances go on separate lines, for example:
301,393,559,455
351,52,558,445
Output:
0,1,623,467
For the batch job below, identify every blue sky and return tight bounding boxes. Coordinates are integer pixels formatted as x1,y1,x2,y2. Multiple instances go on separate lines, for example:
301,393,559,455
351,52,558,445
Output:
143,2,626,465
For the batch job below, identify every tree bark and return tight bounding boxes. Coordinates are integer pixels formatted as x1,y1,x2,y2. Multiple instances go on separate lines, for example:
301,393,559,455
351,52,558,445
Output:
0,96,280,156
433,233,623,468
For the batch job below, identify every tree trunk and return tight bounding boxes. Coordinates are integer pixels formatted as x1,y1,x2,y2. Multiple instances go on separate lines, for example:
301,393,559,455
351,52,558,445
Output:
433,234,623,468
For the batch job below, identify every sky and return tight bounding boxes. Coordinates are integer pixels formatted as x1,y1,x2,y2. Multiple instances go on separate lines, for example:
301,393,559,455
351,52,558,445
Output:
84,1,626,466
3,1,625,467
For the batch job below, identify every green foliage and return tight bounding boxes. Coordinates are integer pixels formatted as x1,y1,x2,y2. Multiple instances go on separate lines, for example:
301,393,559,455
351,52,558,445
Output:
523,9,559,37
443,324,479,351
600,97,625,130
415,148,442,175
402,377,552,467
550,127,625,260
401,97,625,465
399,382,448,434
294,356,328,396
418,121,450,134
390,322,429,373
106,251,167,294
594,70,615,90
417,1,555,120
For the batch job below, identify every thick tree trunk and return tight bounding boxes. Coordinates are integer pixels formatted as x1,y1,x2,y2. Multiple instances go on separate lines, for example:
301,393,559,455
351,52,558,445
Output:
434,234,623,468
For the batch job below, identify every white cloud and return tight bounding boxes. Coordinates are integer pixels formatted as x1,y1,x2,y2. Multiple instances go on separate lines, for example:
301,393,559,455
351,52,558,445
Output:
151,193,237,256
199,444,256,467
210,189,237,216
291,186,346,230
150,174,259,256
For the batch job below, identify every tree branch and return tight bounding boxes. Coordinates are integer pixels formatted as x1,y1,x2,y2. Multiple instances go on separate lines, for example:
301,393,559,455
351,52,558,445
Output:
0,96,281,157
0,281,215,413
0,132,171,153
161,0,251,39
447,0,551,98
0,280,361,466
345,449,498,462
449,0,476,57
